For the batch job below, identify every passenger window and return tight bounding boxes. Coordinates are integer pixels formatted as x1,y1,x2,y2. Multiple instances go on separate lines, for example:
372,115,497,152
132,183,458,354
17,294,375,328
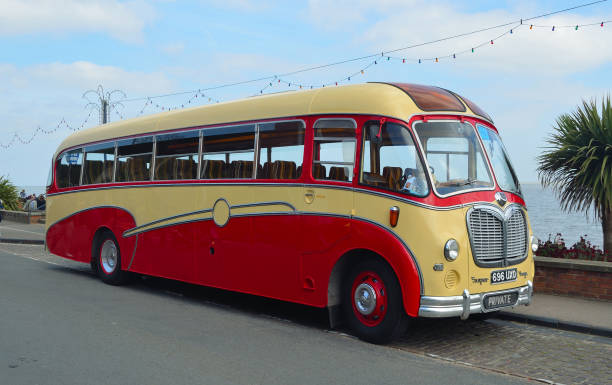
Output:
361,122,429,197
116,137,153,182
257,121,305,179
83,143,115,184
201,124,255,179
56,149,83,188
155,131,199,180
312,119,356,182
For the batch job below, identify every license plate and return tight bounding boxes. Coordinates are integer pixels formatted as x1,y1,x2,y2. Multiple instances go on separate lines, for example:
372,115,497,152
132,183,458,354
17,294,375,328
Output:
491,268,517,284
483,291,519,310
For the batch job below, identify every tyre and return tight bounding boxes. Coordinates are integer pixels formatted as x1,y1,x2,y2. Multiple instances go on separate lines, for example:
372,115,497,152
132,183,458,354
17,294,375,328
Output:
93,230,130,285
343,259,408,344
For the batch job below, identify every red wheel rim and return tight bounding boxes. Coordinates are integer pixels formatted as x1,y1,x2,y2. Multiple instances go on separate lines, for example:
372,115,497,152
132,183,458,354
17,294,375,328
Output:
351,271,388,327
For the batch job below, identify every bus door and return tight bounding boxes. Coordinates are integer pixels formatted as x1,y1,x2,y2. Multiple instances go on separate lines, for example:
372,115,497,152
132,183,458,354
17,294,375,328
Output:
300,119,357,300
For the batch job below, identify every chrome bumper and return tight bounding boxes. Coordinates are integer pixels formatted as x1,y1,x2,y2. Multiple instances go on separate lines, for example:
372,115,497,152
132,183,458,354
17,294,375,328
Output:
418,281,533,320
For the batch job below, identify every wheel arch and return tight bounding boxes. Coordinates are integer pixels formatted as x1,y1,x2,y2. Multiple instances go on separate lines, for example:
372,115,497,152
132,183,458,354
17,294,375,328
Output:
327,218,423,317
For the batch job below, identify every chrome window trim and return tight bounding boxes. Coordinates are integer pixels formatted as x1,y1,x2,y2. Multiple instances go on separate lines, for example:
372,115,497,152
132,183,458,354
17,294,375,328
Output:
154,153,199,159
112,142,118,183
465,203,529,268
74,148,84,187
116,152,153,158
313,160,354,165
313,119,357,183
313,136,356,142
411,119,497,199
359,119,432,199
253,124,261,179
197,130,203,179
151,136,157,181
313,117,357,129
475,123,523,198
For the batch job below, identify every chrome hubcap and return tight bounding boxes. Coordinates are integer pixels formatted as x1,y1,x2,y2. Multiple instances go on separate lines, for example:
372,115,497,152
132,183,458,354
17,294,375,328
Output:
354,283,377,315
100,239,117,274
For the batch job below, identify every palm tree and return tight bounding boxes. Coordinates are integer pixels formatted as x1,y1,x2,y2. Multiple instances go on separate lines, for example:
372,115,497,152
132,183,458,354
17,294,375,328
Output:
537,95,612,254
0,175,20,211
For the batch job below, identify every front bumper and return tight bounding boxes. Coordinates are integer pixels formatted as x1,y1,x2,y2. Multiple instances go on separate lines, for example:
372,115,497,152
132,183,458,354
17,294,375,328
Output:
418,281,533,320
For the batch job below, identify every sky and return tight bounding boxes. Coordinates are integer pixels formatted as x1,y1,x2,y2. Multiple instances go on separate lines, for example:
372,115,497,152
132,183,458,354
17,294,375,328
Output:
0,0,610,187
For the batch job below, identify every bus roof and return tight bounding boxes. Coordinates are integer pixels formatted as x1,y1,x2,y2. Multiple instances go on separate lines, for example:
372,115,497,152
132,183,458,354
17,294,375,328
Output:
54,82,491,157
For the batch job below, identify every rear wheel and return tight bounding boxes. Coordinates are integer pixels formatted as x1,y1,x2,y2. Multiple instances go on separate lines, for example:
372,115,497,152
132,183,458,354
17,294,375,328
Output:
94,231,130,285
343,259,408,344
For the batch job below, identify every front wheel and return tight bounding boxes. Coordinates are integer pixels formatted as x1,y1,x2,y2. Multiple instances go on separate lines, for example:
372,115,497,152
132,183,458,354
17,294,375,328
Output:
343,259,408,344
94,231,130,285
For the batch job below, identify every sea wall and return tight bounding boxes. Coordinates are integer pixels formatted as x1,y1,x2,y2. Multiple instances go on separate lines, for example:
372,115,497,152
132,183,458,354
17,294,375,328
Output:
534,256,611,301
0,209,45,224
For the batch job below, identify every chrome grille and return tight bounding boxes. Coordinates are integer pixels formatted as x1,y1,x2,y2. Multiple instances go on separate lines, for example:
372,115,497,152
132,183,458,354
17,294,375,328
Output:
506,210,527,258
467,206,528,267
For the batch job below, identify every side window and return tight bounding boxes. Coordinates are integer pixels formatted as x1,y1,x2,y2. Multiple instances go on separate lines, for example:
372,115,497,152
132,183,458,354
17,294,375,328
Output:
256,121,305,179
116,137,153,182
155,131,200,180
361,122,429,197
56,149,83,188
201,124,255,179
312,119,356,182
83,143,115,185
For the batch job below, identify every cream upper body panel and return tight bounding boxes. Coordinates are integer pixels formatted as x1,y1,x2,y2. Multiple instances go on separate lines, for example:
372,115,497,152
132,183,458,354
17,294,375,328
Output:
53,83,484,158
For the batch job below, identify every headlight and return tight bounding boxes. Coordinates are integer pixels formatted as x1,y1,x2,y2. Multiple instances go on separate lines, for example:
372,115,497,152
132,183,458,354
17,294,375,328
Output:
530,236,539,253
444,239,459,261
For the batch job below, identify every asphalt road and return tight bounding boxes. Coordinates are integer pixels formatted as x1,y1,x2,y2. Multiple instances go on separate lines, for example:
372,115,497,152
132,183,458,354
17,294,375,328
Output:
0,245,528,385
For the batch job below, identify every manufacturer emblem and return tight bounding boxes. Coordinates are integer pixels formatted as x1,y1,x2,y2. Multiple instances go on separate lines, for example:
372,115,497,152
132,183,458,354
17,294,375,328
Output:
495,192,507,206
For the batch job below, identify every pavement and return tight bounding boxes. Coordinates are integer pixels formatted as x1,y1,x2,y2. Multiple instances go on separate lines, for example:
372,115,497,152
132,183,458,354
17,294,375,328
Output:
0,220,45,244
1,219,610,338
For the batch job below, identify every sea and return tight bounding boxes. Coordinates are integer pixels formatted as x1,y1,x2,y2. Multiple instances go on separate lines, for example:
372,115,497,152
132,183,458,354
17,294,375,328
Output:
17,183,604,249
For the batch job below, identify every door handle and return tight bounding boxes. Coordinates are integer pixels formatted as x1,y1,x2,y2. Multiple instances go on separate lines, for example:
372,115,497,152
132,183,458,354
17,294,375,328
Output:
304,190,315,204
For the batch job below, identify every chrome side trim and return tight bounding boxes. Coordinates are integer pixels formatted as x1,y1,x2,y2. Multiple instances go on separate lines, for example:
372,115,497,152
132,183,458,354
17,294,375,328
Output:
127,233,138,271
123,200,297,237
352,215,424,295
418,284,531,318
122,207,214,237
231,201,297,212
46,205,137,231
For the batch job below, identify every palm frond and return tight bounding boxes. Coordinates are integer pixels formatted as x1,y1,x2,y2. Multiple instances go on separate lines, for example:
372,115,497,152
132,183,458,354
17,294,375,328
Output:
537,94,612,221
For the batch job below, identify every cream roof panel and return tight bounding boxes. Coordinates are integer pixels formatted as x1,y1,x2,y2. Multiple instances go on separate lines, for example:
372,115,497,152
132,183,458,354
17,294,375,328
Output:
54,82,481,158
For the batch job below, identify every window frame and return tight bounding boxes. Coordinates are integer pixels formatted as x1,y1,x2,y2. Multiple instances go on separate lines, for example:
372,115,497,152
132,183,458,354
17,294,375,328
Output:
153,130,201,181
115,136,155,183
358,119,431,198
312,117,357,183
255,119,306,180
411,118,497,198
82,141,117,185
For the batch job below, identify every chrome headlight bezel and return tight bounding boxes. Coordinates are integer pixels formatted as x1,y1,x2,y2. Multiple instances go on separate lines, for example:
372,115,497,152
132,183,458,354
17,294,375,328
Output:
444,239,459,261
530,235,539,254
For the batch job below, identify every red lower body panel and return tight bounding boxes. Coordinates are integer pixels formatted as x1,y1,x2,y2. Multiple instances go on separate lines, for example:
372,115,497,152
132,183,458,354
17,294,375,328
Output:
48,209,422,316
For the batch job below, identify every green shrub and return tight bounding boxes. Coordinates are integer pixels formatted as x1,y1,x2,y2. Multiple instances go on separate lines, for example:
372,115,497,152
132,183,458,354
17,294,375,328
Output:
0,176,20,211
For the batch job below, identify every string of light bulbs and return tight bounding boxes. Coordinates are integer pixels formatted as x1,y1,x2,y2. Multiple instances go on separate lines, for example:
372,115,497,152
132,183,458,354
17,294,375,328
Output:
0,0,609,149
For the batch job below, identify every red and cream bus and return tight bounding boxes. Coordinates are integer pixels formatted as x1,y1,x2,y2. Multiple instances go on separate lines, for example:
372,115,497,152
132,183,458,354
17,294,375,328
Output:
46,82,536,343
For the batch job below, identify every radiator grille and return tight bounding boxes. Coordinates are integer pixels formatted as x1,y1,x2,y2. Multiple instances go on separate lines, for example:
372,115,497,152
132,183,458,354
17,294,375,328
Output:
468,207,527,267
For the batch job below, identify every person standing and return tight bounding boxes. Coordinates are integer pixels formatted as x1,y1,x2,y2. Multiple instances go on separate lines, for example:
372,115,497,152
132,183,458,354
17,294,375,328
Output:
0,198,4,222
